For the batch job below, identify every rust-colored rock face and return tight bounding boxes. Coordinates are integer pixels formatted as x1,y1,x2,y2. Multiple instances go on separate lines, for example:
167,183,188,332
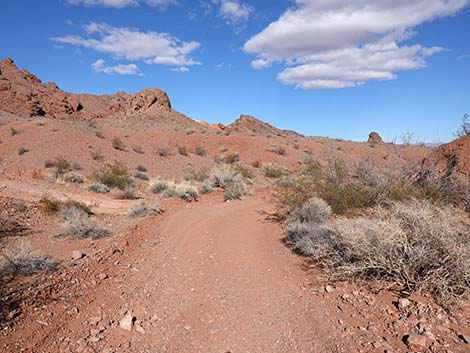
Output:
0,58,171,120
227,114,301,137
422,136,470,178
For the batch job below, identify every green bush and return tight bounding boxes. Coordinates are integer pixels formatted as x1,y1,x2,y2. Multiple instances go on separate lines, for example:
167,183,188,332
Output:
93,161,132,190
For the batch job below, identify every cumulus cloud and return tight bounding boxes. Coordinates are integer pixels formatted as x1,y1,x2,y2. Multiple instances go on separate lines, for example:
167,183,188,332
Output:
92,58,143,75
244,0,469,89
68,0,178,9
211,0,253,23
52,22,201,71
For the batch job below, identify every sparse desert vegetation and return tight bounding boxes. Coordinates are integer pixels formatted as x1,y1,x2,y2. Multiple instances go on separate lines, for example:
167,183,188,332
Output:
0,241,56,276
92,161,132,190
59,205,109,239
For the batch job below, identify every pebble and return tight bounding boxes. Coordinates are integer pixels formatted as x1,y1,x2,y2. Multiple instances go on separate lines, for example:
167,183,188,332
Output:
398,298,411,310
405,334,428,350
72,250,86,260
324,285,335,293
119,312,135,331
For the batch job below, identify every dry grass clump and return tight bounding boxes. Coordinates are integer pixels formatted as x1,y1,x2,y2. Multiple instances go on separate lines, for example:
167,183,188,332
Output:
251,160,261,168
208,165,247,201
40,197,91,215
269,146,287,156
85,183,110,194
149,178,199,201
157,146,170,157
128,201,161,217
286,199,470,307
112,137,126,151
0,241,56,276
60,205,109,239
200,183,213,194
185,166,210,182
178,146,188,156
291,198,332,224
264,165,291,179
63,172,84,184
113,187,140,200
195,146,207,157
132,145,144,154
93,161,132,190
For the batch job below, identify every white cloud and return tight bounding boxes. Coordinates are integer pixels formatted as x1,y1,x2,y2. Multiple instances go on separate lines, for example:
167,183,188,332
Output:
92,58,143,75
68,0,178,9
171,66,190,72
210,0,253,23
53,22,201,69
244,0,469,89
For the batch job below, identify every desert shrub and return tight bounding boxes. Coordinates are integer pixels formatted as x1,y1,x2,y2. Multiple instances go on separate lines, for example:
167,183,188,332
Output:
44,160,54,168
224,183,244,201
0,241,56,276
264,165,291,179
195,146,207,157
17,147,29,155
186,166,210,182
291,198,332,224
53,157,71,175
128,201,161,217
112,137,125,151
39,197,91,215
136,165,147,172
114,187,140,200
286,199,470,306
269,146,287,156
10,127,19,136
95,131,105,139
72,162,81,170
454,113,470,137
91,151,104,161
157,146,170,157
149,177,170,194
132,145,144,154
208,165,244,189
134,172,149,181
234,165,254,180
200,183,213,194
93,161,132,190
251,160,261,168
178,146,188,156
273,159,421,220
63,172,84,184
224,152,239,164
172,183,199,201
60,206,109,239
85,183,110,194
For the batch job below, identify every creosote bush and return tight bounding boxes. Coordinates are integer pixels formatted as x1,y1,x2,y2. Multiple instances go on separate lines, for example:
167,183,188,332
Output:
0,241,56,276
63,172,84,184
285,199,470,307
93,161,132,190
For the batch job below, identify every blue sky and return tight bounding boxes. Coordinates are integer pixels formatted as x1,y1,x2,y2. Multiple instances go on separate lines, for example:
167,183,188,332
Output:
2,0,469,142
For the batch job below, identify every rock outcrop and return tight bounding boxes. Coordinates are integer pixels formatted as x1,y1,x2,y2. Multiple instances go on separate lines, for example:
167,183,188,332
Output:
227,114,301,137
0,58,171,120
367,132,384,144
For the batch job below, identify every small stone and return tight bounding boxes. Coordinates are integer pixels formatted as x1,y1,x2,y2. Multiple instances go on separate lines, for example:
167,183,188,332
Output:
458,333,470,344
398,298,411,309
88,317,101,326
325,285,335,293
134,321,145,334
97,273,108,281
119,312,135,331
88,336,101,343
72,250,86,260
405,334,428,350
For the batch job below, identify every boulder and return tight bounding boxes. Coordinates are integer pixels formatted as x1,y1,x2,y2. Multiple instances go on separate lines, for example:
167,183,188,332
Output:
368,132,384,144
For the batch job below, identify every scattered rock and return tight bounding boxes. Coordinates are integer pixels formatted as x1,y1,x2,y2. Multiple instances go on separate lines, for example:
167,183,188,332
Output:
398,298,411,310
324,285,335,293
97,273,108,281
405,334,428,350
72,250,86,260
134,321,145,334
119,312,135,331
458,333,470,344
